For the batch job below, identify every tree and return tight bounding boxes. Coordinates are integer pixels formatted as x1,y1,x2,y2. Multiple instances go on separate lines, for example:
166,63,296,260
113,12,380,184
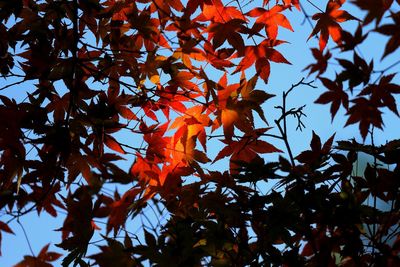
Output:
1,0,400,266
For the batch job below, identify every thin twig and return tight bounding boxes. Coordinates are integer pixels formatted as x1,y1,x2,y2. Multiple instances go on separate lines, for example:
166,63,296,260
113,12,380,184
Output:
17,218,35,256
0,79,28,91
274,78,315,166
306,0,324,13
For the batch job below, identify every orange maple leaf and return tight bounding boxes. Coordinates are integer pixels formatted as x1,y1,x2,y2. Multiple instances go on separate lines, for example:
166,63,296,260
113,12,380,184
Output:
247,5,293,40
197,0,246,23
162,106,213,168
211,74,277,140
130,154,161,186
212,73,241,140
308,0,358,51
283,0,301,10
239,74,275,124
170,106,212,152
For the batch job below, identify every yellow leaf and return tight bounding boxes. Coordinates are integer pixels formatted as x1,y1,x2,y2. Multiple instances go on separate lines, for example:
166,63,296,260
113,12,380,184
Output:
150,74,160,84
193,239,207,248
16,168,23,195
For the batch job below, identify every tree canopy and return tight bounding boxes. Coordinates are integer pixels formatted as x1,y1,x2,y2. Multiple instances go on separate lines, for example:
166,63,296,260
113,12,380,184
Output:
1,0,400,266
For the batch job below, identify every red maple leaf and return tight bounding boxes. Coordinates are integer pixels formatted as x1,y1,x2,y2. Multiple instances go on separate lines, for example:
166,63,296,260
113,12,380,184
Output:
247,5,293,40
107,189,140,235
375,11,400,59
14,244,62,267
104,135,126,154
266,1,300,10
351,0,394,25
142,122,170,162
309,0,358,50
233,39,291,83
214,132,281,173
303,48,332,76
196,0,246,23
359,74,400,116
345,97,383,139
283,0,301,10
315,78,349,120
207,19,246,54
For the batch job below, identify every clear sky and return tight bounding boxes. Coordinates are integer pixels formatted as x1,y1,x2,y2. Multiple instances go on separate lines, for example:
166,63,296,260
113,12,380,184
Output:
1,0,400,266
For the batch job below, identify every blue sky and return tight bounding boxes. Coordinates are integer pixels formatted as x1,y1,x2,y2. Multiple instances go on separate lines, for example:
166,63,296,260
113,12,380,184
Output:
1,0,400,265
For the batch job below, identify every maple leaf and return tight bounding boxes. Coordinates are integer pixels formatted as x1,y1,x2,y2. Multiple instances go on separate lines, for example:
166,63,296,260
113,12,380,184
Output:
211,73,245,140
266,1,300,10
296,131,335,168
157,164,192,192
125,8,170,50
212,73,253,140
169,71,199,92
345,97,383,139
211,75,276,141
375,11,400,59
185,0,212,16
117,105,137,121
207,19,246,54
170,105,212,152
104,134,126,154
247,5,293,40
234,39,291,83
351,0,393,25
30,182,65,217
203,42,235,69
336,24,367,51
197,0,246,23
309,0,358,51
107,189,140,235
214,132,281,173
130,153,162,186
336,52,373,91
142,122,170,162
151,0,184,17
3,0,400,263
156,84,188,119
56,188,96,266
14,244,62,267
90,237,136,267
239,74,275,124
165,14,204,42
303,48,332,76
282,0,301,10
139,52,164,84
359,74,400,116
220,108,240,140
315,78,349,120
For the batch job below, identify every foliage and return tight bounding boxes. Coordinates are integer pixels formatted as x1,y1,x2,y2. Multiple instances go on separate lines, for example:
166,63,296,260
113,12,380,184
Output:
0,0,400,266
